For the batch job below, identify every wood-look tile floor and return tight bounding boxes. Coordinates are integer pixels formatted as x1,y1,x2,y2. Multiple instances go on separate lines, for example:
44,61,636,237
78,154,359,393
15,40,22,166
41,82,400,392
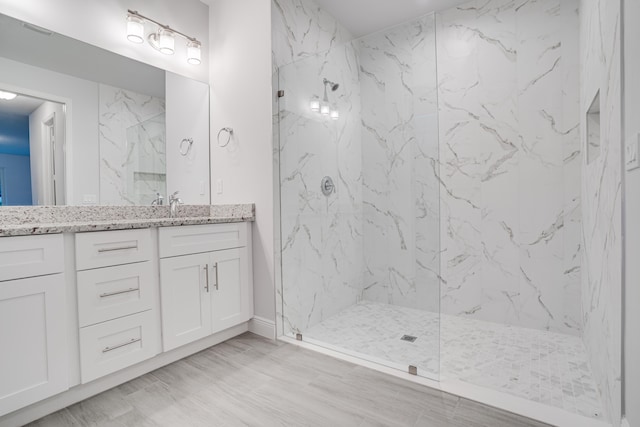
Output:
28,333,550,427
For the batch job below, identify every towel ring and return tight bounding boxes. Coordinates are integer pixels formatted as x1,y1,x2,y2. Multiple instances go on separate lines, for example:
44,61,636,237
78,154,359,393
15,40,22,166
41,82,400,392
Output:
217,127,233,148
179,138,193,156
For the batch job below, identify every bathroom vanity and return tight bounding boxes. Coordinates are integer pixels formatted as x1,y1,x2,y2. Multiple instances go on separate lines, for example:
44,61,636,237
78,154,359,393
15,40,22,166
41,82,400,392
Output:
0,205,255,426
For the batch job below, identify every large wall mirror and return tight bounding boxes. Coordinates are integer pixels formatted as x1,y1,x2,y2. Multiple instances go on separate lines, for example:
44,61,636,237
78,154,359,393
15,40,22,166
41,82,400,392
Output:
0,13,210,206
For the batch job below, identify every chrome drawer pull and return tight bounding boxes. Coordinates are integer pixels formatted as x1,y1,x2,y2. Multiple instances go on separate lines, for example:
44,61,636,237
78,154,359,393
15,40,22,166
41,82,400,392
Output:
213,262,219,290
97,245,138,253
102,337,141,353
99,288,139,298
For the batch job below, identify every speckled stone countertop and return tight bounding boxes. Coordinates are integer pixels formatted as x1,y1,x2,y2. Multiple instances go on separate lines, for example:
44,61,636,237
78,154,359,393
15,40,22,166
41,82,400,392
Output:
0,204,255,237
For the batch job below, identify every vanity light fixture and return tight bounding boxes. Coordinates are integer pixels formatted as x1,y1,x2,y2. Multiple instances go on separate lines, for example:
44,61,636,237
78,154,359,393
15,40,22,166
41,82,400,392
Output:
126,15,144,43
0,90,17,101
126,10,202,65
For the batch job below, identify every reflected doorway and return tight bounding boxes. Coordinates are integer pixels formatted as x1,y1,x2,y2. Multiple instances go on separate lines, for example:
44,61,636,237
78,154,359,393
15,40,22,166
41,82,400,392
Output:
0,89,66,205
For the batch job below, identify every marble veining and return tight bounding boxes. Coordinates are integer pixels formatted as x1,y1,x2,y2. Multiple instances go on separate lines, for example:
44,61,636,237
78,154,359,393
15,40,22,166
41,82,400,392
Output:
99,84,166,206
277,0,582,338
303,301,605,422
436,0,582,335
0,204,255,236
579,0,623,424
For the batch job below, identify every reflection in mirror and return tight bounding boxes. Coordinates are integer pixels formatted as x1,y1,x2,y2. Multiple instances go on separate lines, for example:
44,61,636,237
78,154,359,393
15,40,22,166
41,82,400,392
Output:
0,12,167,206
99,85,166,205
0,92,65,206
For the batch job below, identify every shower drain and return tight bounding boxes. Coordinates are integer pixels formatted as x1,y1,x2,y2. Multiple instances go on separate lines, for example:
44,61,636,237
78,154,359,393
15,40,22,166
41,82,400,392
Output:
401,335,417,343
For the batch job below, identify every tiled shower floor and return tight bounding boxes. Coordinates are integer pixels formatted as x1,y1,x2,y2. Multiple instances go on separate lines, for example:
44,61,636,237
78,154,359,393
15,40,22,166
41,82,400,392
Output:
303,301,605,421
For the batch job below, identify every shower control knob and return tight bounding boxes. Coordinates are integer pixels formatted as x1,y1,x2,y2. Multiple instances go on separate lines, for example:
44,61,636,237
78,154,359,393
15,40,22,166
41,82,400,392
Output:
321,176,335,196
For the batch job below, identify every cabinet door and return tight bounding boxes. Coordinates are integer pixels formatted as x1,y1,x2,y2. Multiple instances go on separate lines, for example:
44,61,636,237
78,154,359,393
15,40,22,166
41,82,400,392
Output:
0,274,68,416
160,253,212,351
210,247,252,333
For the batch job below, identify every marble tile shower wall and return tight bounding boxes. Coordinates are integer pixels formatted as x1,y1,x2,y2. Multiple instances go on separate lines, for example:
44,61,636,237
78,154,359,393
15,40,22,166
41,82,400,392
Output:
579,0,623,423
278,42,364,334
274,0,584,338
271,0,353,70
357,16,441,312
99,84,166,205
436,0,582,335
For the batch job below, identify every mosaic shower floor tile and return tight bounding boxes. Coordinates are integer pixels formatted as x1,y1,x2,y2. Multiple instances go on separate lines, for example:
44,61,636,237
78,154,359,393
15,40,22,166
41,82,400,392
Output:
303,301,605,421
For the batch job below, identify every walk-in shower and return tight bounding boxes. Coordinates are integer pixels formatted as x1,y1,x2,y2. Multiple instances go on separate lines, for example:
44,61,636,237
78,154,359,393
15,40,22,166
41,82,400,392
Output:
275,0,606,423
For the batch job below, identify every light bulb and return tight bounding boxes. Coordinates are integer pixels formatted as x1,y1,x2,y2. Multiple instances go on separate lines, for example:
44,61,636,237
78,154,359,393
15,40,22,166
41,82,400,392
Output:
310,97,320,112
187,41,201,65
0,90,17,100
158,29,175,55
330,107,339,120
320,102,330,116
126,15,144,44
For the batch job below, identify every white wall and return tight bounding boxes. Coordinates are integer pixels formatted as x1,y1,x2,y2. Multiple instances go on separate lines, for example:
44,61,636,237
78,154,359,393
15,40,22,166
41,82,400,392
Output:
0,0,209,83
580,0,623,424
29,101,65,205
623,0,640,425
0,57,99,206
0,153,32,205
166,73,210,205
207,0,275,321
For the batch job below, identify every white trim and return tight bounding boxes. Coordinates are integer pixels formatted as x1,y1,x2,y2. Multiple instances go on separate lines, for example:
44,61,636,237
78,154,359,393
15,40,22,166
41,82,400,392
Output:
0,323,249,427
279,336,612,427
248,316,276,340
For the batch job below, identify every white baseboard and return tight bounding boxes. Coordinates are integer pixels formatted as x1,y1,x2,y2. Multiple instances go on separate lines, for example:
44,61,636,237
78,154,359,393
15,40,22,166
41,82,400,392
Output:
248,316,276,340
279,336,612,427
0,323,249,427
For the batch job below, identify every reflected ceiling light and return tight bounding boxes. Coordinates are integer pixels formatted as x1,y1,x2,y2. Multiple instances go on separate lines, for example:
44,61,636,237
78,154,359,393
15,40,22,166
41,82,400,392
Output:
0,90,17,101
126,10,202,65
330,106,339,120
310,78,340,119
310,97,321,112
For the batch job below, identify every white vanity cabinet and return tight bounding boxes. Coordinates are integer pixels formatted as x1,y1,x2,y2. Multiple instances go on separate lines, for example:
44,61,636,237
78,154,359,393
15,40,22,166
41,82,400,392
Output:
75,229,161,383
0,235,68,417
159,223,253,351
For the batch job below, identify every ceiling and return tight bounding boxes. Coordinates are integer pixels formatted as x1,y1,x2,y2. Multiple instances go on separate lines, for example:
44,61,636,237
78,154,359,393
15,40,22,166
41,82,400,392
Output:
313,0,471,37
0,95,45,116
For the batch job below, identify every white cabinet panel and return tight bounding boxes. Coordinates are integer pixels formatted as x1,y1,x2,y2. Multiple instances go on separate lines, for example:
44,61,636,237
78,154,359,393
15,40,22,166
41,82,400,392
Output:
211,247,252,333
77,262,156,327
160,252,212,351
159,223,246,258
79,310,159,384
0,234,63,282
0,274,68,416
75,228,152,270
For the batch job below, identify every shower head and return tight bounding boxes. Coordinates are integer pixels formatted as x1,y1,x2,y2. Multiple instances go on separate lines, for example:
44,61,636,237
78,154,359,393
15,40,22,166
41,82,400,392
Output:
323,78,340,91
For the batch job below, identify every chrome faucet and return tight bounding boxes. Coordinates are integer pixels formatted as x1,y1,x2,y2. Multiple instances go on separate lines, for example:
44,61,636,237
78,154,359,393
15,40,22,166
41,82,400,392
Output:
151,192,164,205
169,191,183,218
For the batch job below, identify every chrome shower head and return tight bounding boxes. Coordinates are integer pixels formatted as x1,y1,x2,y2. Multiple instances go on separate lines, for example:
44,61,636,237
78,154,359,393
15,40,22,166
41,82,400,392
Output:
324,78,340,91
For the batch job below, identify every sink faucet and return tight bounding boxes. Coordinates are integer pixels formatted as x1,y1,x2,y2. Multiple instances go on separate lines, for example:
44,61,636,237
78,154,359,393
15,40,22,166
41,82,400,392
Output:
169,191,183,218
151,192,164,205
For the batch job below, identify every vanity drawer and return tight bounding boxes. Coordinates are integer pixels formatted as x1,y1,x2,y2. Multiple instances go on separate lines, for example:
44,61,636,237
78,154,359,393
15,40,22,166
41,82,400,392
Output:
77,262,156,327
159,223,247,258
75,229,152,270
0,234,64,282
79,310,159,384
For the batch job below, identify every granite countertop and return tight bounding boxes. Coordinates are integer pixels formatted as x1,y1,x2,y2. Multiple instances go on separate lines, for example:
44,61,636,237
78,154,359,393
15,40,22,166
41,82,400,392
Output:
0,204,255,237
